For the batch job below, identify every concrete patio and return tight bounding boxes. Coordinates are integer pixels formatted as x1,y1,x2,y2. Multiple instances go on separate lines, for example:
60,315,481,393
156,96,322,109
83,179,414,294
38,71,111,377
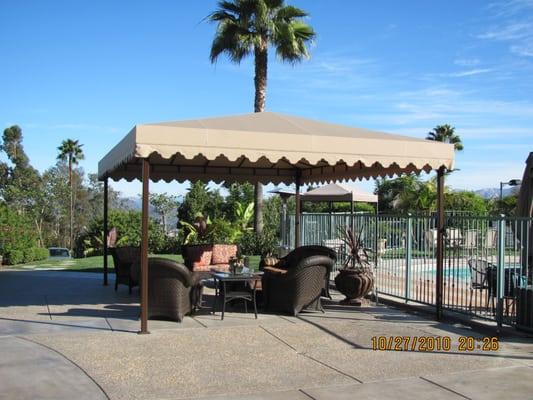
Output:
2,269,533,400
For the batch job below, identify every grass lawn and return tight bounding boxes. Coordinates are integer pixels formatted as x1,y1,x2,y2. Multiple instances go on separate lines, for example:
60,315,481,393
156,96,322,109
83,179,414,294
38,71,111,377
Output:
12,254,261,273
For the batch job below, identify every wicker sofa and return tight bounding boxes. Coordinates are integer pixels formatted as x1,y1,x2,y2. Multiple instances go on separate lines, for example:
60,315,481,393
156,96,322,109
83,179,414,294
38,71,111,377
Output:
110,246,140,293
147,257,199,322
182,244,238,277
261,245,336,316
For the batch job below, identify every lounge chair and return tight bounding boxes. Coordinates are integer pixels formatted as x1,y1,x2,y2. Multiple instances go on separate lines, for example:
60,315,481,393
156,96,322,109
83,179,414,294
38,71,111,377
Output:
467,258,494,312
147,257,197,322
463,229,478,249
261,245,336,315
110,246,140,293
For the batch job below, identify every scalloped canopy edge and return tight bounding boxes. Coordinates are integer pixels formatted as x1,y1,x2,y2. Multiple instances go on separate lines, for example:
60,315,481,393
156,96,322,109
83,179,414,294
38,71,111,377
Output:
98,112,454,184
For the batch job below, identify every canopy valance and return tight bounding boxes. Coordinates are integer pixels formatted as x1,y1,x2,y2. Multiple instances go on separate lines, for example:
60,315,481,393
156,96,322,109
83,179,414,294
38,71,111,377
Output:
301,183,377,203
98,112,454,184
99,111,454,333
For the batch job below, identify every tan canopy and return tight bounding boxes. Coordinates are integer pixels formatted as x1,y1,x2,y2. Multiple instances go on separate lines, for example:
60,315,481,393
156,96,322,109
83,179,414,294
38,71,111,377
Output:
99,111,454,333
98,112,454,184
301,183,378,203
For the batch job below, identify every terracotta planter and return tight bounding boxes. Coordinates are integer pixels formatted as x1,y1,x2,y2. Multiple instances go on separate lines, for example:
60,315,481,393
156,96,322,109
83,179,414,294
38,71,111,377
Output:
335,269,374,305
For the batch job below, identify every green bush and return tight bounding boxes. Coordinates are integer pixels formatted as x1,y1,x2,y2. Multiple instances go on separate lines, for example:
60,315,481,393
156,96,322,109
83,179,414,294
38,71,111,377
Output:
76,210,167,257
238,230,278,256
31,247,49,262
0,205,45,265
4,249,25,265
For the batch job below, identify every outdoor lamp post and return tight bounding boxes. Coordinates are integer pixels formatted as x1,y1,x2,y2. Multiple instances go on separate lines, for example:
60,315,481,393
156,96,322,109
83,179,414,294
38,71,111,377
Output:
500,179,522,201
269,188,295,250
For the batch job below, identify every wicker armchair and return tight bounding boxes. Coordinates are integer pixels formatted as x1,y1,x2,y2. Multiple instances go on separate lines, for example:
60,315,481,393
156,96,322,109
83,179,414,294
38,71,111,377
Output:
262,245,336,316
110,246,140,293
147,257,196,322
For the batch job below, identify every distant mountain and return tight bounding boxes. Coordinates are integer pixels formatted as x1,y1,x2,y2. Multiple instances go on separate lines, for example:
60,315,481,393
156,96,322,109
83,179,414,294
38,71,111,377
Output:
474,187,520,199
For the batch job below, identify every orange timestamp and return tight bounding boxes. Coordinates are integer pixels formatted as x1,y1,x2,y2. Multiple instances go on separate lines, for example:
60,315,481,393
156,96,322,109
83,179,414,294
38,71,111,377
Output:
371,336,499,352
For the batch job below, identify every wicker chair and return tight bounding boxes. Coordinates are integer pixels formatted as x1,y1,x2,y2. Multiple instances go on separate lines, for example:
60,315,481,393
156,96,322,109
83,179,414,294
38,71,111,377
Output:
262,245,336,316
147,257,196,322
110,246,140,293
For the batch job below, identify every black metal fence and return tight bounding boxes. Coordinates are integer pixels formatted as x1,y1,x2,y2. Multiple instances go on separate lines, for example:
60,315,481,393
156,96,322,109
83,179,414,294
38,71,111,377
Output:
286,212,533,329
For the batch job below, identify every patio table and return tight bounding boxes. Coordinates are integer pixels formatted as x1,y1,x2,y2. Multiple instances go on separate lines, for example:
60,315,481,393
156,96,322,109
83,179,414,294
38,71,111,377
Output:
211,271,263,320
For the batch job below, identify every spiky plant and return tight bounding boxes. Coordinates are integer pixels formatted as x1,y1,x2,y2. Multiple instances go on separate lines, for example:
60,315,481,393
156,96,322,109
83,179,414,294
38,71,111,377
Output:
338,226,373,272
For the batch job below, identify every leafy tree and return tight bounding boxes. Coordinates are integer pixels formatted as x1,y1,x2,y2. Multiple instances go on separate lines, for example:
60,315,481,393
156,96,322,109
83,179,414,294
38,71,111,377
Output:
177,181,224,224
426,124,463,151
207,0,316,234
489,194,518,216
57,139,84,249
224,182,254,219
444,191,488,215
78,210,166,256
375,175,420,213
0,126,45,244
149,192,179,233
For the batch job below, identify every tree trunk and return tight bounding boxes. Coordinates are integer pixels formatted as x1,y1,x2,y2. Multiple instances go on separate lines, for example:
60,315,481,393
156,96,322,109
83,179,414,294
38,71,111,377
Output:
253,40,267,234
69,157,73,251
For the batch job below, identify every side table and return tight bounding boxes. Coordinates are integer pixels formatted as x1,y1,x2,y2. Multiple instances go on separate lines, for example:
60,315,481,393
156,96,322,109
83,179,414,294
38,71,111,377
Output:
211,271,263,320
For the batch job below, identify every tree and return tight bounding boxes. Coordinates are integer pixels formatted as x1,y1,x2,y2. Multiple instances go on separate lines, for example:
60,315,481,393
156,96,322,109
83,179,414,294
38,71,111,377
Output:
177,182,224,225
57,139,84,250
0,125,45,245
207,0,316,234
426,124,464,151
445,191,488,215
223,182,254,220
149,192,179,233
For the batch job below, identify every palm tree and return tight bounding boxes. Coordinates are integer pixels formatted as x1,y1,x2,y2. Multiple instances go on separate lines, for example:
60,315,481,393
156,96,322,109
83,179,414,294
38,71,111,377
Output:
426,124,464,151
207,0,316,234
57,139,84,250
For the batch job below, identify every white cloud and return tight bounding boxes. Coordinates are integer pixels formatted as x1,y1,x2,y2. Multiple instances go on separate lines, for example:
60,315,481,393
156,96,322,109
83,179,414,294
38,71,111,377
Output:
448,68,492,77
478,22,532,40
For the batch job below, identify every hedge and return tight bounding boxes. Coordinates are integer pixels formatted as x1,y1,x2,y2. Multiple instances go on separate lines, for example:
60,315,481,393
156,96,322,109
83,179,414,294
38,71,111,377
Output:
3,247,49,265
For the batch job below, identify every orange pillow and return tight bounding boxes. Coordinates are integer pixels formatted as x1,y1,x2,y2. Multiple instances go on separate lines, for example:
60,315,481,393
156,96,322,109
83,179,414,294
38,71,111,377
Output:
211,244,237,265
185,245,213,269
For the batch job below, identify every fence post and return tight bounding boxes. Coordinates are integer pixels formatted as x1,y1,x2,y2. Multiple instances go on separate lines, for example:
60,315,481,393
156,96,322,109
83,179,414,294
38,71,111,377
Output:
374,213,380,305
405,213,413,302
496,215,506,328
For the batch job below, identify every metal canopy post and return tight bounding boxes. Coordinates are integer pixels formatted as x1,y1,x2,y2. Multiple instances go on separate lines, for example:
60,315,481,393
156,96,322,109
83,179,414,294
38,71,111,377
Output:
103,178,109,286
436,167,446,320
139,159,150,334
295,172,301,248
350,200,355,234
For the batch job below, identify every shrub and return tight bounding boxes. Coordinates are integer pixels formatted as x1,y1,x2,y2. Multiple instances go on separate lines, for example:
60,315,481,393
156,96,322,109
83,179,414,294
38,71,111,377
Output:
238,230,278,256
76,210,167,257
32,247,49,262
4,249,25,265
0,205,44,265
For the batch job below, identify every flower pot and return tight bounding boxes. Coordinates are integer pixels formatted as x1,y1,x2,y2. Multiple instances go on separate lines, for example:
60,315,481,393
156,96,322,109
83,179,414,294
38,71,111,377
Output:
334,269,374,305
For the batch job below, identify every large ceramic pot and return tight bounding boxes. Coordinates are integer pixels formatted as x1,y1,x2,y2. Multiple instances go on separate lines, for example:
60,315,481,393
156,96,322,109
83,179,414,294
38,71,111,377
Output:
335,269,374,305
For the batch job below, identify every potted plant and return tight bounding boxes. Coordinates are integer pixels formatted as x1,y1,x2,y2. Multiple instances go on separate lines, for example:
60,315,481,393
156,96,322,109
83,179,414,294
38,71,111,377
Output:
334,227,375,305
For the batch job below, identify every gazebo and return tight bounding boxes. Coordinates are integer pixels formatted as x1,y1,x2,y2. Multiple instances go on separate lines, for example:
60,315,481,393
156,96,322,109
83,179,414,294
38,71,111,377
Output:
98,111,454,333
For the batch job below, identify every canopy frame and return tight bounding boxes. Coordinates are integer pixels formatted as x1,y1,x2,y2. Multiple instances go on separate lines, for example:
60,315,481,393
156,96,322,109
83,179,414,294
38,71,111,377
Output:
99,112,454,333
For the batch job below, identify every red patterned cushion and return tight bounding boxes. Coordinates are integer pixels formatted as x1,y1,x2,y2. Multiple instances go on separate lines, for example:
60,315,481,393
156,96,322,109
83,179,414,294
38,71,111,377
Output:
211,244,237,265
184,244,213,270
212,263,230,272
193,264,212,272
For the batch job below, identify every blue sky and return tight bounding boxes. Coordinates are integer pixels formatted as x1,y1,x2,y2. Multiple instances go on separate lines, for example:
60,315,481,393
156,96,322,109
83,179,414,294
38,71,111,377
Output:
1,0,532,197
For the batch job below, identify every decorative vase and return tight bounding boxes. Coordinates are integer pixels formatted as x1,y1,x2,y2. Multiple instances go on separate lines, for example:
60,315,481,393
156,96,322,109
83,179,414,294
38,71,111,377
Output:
334,268,374,305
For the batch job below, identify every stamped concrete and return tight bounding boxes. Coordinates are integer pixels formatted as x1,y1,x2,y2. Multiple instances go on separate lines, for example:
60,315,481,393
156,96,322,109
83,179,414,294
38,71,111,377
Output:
2,269,533,400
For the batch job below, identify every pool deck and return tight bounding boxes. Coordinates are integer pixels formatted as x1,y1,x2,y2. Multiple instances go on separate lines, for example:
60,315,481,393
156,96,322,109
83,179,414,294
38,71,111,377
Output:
2,269,533,399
